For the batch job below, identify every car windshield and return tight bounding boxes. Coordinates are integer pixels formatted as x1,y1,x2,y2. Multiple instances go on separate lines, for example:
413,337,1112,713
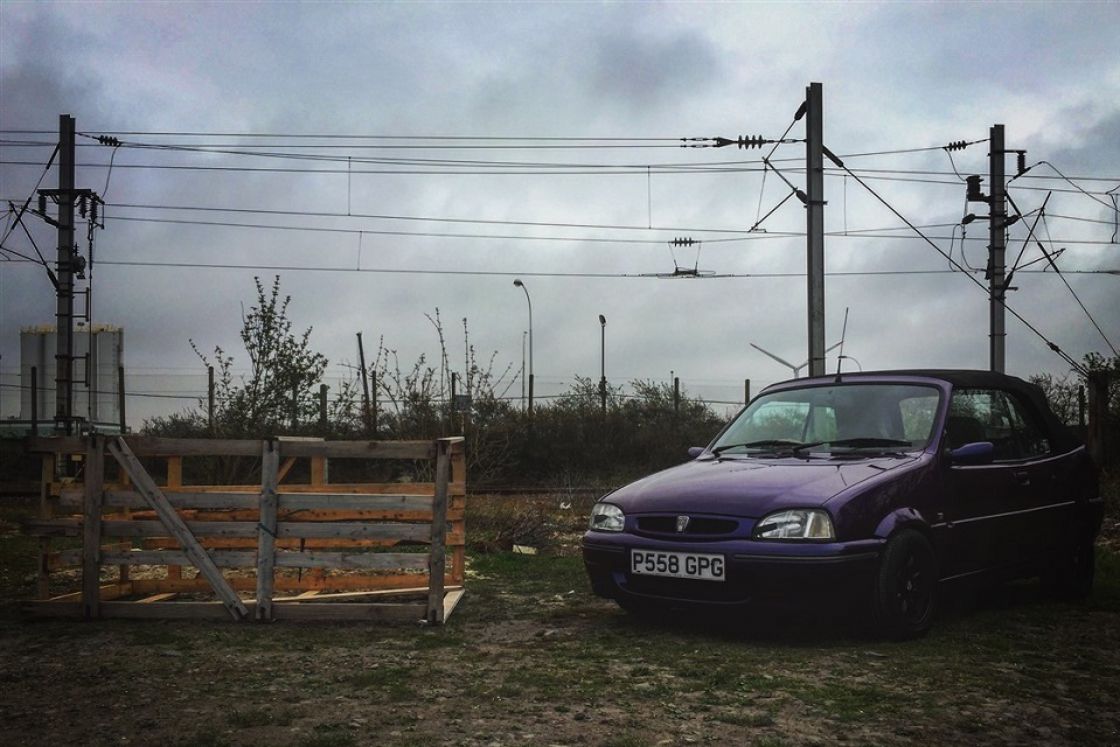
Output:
711,383,941,456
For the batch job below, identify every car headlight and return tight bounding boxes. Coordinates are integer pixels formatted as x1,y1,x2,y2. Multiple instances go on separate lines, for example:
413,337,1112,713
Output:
754,509,834,540
589,502,625,532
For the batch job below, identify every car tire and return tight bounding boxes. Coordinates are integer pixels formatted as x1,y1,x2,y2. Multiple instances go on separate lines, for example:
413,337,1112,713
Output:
1049,538,1095,600
872,529,938,640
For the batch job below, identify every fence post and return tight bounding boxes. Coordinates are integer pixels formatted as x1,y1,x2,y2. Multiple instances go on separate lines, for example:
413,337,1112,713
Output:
1087,372,1114,468
427,438,452,624
371,371,378,435
118,366,127,433
31,366,38,435
37,452,55,600
208,366,215,434
82,435,105,620
257,439,279,621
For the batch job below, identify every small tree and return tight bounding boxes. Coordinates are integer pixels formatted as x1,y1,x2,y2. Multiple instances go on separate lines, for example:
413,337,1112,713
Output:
145,276,341,440
193,276,329,436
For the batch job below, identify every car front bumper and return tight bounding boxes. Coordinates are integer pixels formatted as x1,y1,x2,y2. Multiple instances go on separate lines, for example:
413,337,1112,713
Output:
582,532,883,611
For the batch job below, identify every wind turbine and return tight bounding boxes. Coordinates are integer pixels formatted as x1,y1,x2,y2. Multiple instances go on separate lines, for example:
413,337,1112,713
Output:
750,341,842,379
752,307,853,378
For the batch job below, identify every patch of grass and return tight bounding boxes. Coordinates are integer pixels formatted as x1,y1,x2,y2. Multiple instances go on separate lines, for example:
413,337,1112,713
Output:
297,734,356,747
226,707,278,728
346,665,416,702
600,736,649,747
175,731,232,747
717,711,775,727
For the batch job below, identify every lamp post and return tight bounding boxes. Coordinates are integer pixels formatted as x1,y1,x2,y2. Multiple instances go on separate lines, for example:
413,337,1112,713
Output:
520,330,527,411
513,279,533,417
598,314,607,415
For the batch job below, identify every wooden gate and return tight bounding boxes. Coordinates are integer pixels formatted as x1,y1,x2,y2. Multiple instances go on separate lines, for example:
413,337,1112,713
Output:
22,435,466,623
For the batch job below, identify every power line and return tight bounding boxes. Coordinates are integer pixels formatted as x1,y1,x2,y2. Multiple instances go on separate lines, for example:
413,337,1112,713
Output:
3,255,1112,279
1005,191,1118,357
93,205,1120,247
824,148,1090,374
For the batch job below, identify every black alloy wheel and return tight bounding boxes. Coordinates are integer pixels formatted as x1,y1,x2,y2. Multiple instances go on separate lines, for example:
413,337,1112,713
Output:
874,529,938,639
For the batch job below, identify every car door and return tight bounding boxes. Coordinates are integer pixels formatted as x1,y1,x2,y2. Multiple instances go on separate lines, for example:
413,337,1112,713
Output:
939,388,1051,579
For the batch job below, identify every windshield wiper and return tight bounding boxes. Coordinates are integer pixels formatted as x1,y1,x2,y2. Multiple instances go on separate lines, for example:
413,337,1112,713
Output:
792,437,913,454
712,439,807,456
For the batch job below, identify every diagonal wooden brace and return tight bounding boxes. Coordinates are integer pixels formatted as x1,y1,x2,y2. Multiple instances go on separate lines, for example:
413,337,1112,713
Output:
108,437,248,620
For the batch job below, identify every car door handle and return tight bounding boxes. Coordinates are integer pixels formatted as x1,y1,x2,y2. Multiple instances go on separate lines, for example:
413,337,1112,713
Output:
1012,470,1031,486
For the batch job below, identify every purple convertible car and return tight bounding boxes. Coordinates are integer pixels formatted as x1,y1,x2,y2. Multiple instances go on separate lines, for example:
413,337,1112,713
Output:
582,370,1102,638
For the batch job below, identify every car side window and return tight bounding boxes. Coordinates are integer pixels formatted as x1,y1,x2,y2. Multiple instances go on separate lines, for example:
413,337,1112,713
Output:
949,388,1050,460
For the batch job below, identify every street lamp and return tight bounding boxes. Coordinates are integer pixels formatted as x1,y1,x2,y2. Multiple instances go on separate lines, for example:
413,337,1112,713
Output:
598,314,607,415
513,279,533,415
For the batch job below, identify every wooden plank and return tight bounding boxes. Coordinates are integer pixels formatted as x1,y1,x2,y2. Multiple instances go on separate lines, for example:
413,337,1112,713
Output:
139,533,465,550
26,436,85,455
128,573,456,594
49,583,131,602
134,482,457,496
310,456,328,487
275,551,429,571
100,601,258,620
191,508,462,523
23,599,433,624
427,439,451,624
82,436,105,620
107,438,249,620
164,456,183,582
272,602,425,623
59,490,439,512
273,587,456,603
276,456,297,484
101,520,437,541
53,542,131,569
138,593,178,603
278,439,435,460
280,493,434,511
166,456,182,488
443,588,466,621
102,550,258,568
128,436,260,457
20,518,80,537
256,441,279,621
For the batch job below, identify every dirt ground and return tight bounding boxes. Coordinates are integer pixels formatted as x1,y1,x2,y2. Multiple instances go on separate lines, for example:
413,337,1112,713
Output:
1,492,1119,747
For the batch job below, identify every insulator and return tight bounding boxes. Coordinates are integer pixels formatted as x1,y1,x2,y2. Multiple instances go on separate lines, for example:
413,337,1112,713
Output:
669,237,696,247
737,135,767,149
1017,151,1027,176
96,135,121,147
945,140,969,152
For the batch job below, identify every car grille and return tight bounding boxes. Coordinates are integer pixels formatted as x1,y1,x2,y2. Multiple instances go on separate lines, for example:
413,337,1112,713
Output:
636,516,739,536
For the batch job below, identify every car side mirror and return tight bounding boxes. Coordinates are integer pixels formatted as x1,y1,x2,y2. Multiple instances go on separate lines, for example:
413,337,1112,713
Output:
949,441,995,465
687,446,705,459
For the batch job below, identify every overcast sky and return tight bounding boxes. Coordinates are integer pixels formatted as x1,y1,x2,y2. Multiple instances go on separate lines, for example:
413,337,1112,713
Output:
2,1,1118,426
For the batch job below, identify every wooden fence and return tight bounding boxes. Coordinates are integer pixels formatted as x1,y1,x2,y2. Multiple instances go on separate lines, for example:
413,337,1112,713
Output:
21,435,466,623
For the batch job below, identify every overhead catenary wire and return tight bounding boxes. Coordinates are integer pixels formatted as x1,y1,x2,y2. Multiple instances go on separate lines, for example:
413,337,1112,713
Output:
823,147,1089,375
3,255,1112,279
1004,191,1118,357
91,204,1120,247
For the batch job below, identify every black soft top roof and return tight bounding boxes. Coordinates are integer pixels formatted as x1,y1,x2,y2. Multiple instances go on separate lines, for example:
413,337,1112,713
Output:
786,369,1083,453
